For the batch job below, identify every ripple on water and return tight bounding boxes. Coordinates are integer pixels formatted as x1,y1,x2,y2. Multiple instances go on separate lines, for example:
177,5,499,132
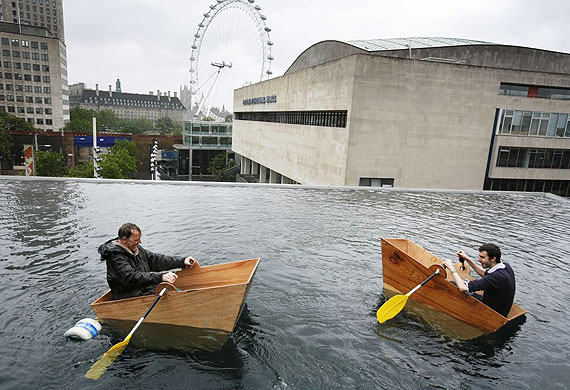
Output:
0,179,569,389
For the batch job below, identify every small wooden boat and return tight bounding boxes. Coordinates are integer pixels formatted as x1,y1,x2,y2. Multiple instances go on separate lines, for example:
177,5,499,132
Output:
91,258,260,333
381,238,527,334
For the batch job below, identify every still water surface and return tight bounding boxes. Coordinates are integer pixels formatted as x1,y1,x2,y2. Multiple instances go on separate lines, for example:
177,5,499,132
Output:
0,178,569,389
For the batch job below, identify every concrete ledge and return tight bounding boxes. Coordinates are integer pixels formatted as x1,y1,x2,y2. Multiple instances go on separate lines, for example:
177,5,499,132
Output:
0,174,567,203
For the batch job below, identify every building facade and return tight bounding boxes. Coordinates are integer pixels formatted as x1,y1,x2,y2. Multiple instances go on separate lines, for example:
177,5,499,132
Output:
0,1,68,131
174,120,233,180
0,0,65,41
69,82,187,125
233,38,570,196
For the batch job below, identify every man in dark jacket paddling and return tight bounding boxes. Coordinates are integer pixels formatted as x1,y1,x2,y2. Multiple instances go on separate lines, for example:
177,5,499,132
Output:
99,223,198,300
443,243,515,317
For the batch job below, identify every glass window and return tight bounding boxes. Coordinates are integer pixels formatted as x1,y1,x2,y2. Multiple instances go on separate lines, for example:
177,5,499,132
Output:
556,114,567,137
520,111,531,135
547,114,558,137
511,111,522,134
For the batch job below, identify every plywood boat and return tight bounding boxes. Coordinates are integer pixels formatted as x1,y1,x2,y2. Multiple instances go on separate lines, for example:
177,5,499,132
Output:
91,258,260,333
381,238,527,334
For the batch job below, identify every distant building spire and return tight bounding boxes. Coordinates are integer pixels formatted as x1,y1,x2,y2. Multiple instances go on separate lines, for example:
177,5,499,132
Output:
115,78,122,93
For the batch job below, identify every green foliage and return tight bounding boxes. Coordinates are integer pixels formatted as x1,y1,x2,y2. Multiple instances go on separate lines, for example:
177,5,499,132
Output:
35,150,68,177
155,116,182,132
97,110,121,131
224,114,233,122
98,139,138,179
208,152,235,181
68,162,95,178
67,139,138,179
63,118,93,132
100,149,136,179
0,119,12,157
0,110,36,131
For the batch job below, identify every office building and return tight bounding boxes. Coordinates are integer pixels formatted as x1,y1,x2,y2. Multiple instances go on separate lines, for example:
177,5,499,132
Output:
233,37,570,196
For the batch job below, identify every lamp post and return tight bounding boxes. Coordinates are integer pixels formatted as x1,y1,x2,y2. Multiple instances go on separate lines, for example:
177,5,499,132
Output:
150,140,158,180
92,117,102,178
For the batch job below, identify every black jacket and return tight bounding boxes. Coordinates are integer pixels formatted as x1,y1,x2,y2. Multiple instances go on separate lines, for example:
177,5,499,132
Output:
98,238,185,300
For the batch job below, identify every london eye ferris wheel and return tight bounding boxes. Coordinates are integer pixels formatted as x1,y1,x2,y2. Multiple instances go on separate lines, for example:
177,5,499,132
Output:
189,0,274,122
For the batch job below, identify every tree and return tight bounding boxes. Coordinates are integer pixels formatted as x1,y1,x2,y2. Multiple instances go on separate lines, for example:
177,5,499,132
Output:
208,152,235,181
35,150,68,177
97,110,121,131
98,139,138,179
68,162,94,178
0,110,36,131
224,114,233,122
156,116,182,132
0,119,12,158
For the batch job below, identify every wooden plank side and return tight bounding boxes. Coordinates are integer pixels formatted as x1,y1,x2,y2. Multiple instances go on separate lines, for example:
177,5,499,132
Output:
176,258,259,290
381,238,508,333
92,284,248,332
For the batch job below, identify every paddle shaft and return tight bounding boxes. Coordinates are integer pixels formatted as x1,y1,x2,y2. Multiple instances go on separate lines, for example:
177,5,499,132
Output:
126,287,167,338
405,269,440,297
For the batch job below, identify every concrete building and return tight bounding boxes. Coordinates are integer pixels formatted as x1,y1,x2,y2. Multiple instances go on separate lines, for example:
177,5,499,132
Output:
174,120,233,180
0,0,68,131
233,37,570,197
69,82,187,126
0,0,65,41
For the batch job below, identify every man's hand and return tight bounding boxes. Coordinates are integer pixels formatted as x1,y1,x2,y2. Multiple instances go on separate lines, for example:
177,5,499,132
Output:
443,259,454,269
184,257,199,267
456,250,468,261
162,271,178,284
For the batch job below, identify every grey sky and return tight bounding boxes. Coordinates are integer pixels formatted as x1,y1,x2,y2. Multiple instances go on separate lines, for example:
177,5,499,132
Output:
64,0,570,98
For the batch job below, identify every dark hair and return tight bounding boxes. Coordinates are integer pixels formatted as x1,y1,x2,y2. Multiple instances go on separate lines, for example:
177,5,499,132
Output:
479,243,501,263
118,223,141,240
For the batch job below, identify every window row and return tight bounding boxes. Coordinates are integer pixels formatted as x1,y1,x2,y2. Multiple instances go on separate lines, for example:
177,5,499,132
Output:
499,109,570,138
484,178,570,198
0,99,53,111
499,82,570,101
85,97,183,109
1,50,49,61
9,19,57,31
1,64,50,72
16,0,57,14
0,76,49,85
0,89,52,100
185,136,232,147
1,38,49,49
12,0,57,7
497,147,570,170
235,110,348,128
0,93,51,103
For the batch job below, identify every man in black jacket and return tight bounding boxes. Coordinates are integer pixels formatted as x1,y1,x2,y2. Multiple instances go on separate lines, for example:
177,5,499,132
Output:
443,243,515,317
99,223,198,300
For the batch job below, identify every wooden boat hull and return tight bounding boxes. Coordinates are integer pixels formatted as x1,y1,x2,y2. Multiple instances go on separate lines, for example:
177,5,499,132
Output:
91,258,260,333
381,238,526,334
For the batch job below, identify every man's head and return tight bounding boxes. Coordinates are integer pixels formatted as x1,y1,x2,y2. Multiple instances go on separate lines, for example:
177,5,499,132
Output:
118,223,141,253
478,243,501,268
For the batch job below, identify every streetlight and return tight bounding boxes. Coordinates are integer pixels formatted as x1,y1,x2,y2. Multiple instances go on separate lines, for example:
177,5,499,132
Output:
150,140,158,180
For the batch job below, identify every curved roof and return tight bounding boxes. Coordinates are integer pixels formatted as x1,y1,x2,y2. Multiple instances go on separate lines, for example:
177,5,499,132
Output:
343,37,494,52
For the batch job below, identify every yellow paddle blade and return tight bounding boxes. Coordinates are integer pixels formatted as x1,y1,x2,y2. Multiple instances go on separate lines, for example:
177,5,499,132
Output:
376,294,409,323
85,334,132,380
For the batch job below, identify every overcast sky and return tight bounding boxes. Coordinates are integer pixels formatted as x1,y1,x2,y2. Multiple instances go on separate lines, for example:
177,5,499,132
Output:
64,0,570,97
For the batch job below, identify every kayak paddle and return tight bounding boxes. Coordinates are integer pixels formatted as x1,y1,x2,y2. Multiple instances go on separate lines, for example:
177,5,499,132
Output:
377,269,440,323
85,287,168,380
